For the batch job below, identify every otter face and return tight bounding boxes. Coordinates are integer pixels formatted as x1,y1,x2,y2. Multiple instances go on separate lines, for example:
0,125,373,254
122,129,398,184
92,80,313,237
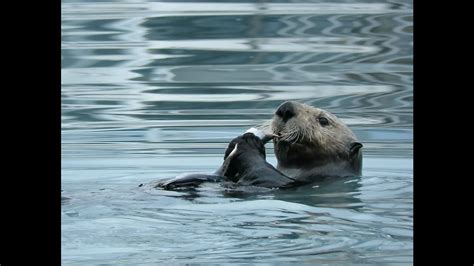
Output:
271,101,362,175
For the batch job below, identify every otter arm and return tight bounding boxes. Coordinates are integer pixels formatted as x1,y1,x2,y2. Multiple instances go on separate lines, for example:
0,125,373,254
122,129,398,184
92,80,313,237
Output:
156,148,237,190
236,161,300,189
155,173,225,190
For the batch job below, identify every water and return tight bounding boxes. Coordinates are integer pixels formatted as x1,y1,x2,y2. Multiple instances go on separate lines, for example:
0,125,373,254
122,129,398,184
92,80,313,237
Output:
61,0,413,264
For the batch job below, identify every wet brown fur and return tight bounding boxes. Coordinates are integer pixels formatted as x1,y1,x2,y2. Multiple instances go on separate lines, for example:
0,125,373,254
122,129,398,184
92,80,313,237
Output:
260,101,362,180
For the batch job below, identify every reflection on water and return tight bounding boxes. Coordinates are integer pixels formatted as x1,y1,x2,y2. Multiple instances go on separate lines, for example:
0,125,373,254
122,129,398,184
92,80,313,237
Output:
62,0,412,264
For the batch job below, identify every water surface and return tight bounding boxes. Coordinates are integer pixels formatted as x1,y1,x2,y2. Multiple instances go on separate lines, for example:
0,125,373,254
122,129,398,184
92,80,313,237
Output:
61,0,413,264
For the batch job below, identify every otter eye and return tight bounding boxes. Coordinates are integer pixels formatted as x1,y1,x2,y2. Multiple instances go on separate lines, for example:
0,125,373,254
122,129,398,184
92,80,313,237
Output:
319,117,329,126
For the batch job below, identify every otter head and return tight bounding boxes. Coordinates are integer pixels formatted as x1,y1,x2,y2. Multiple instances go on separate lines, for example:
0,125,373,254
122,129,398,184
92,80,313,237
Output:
271,101,363,176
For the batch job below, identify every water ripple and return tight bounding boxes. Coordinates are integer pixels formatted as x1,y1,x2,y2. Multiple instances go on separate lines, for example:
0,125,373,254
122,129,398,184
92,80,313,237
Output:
62,0,412,264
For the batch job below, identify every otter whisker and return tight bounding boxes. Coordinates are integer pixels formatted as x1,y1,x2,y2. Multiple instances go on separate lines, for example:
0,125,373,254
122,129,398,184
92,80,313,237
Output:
283,131,292,142
290,127,300,144
255,119,273,135
281,128,295,143
294,130,301,144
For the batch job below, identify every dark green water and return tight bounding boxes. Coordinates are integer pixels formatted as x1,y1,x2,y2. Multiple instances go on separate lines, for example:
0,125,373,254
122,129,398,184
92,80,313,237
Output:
62,0,413,264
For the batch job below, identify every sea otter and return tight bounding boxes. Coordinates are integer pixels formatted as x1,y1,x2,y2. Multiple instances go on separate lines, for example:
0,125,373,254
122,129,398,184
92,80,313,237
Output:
155,101,362,190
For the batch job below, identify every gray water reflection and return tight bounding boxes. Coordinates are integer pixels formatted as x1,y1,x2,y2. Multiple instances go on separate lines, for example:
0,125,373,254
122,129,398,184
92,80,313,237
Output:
62,0,412,264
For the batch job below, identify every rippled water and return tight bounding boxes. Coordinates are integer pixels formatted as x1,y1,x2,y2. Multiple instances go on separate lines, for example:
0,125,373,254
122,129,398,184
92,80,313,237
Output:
61,0,413,264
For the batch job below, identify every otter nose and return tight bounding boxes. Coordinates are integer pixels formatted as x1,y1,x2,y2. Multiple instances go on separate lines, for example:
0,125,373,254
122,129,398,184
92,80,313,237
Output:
275,101,296,122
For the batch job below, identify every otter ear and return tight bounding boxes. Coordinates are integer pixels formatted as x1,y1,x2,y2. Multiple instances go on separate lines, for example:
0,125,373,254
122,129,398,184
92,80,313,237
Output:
350,142,363,158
